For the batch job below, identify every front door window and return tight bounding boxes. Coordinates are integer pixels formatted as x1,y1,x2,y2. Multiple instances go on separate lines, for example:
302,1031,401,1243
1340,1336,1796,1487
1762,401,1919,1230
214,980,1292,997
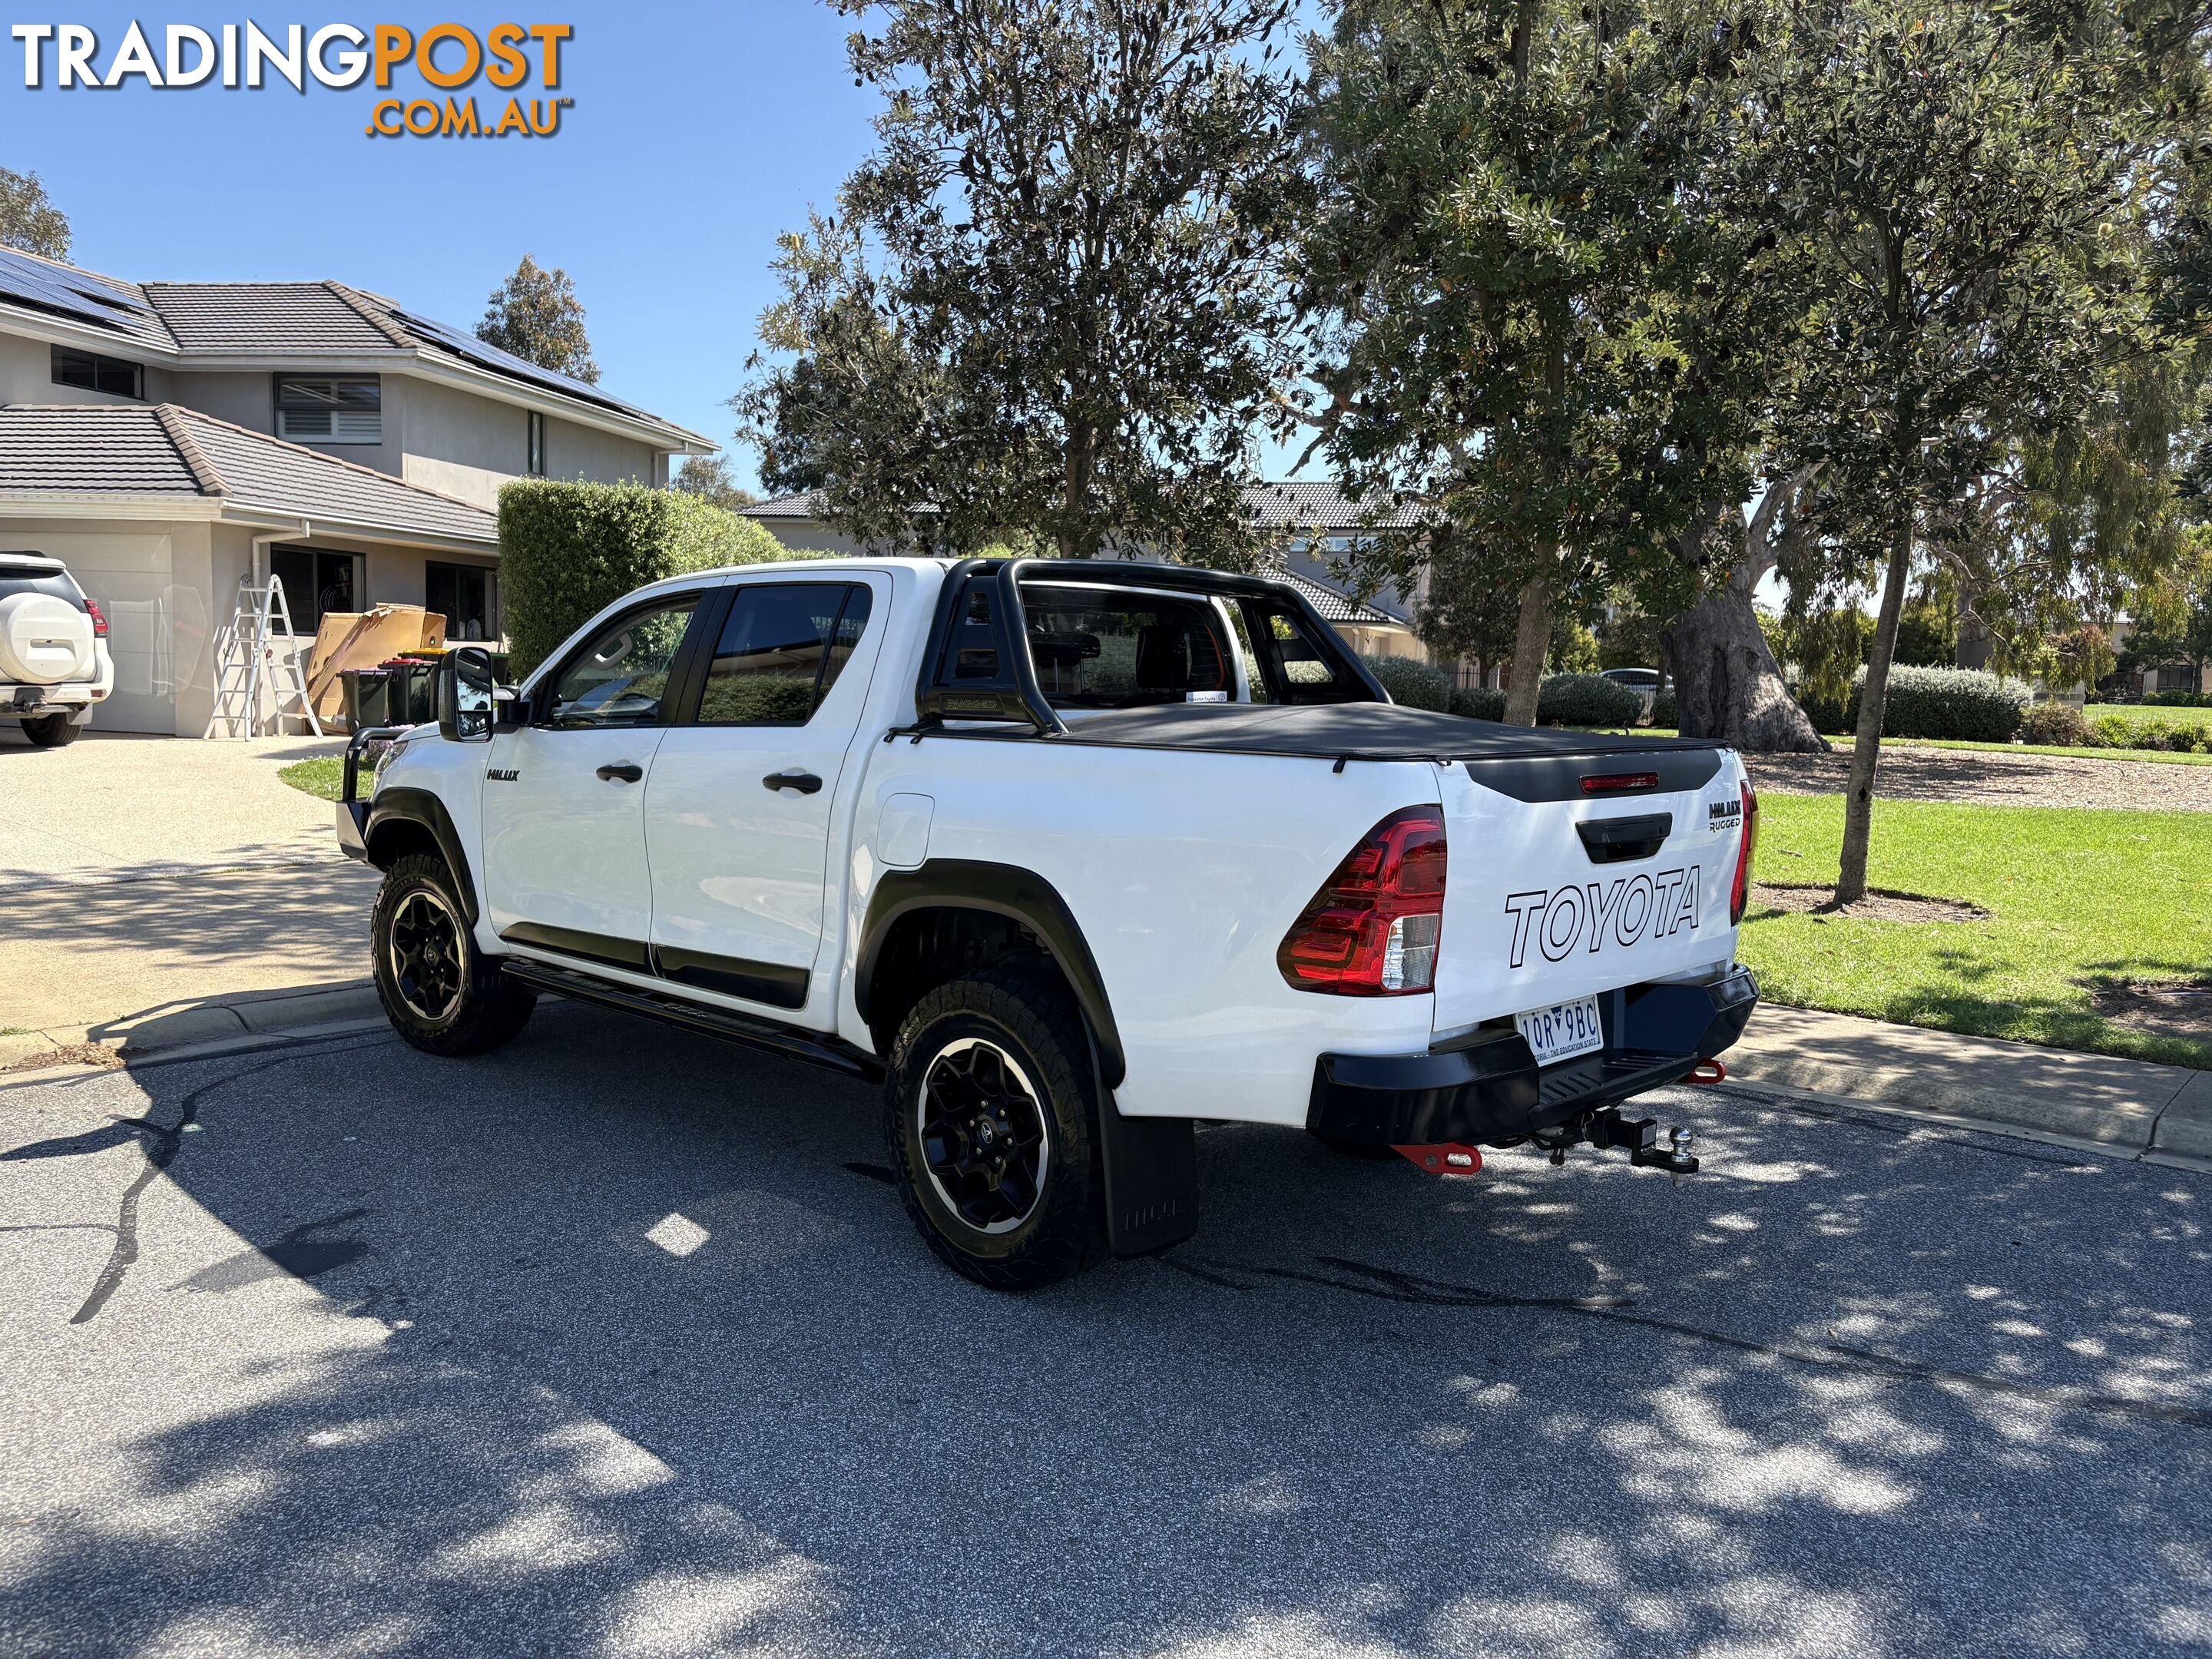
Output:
545,598,698,727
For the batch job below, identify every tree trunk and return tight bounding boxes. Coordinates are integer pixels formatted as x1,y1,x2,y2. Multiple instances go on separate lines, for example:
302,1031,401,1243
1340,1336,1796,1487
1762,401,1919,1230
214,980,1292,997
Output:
1661,578,1829,754
1955,571,1991,670
1837,502,1916,904
1502,566,1555,726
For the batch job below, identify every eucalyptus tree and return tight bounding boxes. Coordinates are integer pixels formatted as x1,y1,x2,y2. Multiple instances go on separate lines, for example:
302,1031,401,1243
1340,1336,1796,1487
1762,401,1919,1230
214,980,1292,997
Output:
1751,0,2184,901
0,166,68,261
738,0,1303,562
477,255,599,383
1294,0,1805,727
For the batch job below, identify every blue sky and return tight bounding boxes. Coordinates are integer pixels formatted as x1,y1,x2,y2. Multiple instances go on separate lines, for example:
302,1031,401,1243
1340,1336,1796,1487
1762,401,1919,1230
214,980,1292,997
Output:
5,4,885,488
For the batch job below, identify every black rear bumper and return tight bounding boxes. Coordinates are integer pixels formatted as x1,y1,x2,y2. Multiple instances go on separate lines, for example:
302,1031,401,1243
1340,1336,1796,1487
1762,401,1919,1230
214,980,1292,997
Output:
1306,965,1758,1146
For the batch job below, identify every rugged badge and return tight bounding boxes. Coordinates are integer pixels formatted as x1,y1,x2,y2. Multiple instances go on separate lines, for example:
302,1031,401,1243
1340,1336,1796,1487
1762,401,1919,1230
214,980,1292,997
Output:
1706,793,1743,833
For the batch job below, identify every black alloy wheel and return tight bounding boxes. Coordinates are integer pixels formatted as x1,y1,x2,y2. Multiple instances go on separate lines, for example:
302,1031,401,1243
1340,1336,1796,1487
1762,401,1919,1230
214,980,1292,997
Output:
916,1037,1051,1234
386,889,466,1023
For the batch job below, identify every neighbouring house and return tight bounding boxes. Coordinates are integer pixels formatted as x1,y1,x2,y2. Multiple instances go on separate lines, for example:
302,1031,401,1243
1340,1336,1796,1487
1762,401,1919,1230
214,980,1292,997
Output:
737,479,1429,662
0,244,712,736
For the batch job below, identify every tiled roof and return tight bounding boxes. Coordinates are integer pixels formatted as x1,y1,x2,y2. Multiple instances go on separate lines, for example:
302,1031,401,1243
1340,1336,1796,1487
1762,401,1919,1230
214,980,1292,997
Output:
1241,480,1424,531
140,282,406,354
0,405,204,493
0,252,705,444
1268,565,1402,626
742,482,1425,532
0,405,496,543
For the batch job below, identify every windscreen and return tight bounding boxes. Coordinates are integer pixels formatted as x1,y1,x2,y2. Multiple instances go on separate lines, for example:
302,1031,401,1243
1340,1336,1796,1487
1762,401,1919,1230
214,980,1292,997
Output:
1022,584,1239,709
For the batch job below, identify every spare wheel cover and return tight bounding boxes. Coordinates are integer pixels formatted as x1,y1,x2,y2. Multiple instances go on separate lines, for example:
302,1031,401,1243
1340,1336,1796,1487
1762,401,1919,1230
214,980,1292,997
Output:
0,591,94,684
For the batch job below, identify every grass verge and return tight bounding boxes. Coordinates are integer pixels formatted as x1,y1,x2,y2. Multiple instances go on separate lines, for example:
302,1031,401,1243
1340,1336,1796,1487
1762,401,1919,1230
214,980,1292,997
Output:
278,756,356,803
1741,793,2212,1068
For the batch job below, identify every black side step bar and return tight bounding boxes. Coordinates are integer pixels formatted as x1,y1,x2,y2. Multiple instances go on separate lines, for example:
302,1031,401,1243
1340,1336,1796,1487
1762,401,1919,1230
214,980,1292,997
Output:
499,956,885,1082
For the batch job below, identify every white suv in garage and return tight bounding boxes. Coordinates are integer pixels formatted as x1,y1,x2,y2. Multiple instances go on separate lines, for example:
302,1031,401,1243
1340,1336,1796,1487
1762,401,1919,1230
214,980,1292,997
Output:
0,552,114,747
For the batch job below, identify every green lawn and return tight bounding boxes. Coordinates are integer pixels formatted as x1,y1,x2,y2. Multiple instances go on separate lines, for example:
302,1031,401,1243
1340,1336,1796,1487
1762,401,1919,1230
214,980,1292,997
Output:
2084,701,2212,727
279,756,363,803
1740,793,2212,1068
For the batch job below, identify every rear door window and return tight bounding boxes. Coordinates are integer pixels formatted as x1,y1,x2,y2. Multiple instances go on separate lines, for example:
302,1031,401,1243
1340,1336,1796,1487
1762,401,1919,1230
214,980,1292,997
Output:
696,582,874,726
1021,584,1239,709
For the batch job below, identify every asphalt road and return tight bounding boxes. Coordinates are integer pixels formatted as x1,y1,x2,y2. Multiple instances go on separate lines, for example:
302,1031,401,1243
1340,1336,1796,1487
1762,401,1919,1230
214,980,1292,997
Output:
2,1003,2209,1658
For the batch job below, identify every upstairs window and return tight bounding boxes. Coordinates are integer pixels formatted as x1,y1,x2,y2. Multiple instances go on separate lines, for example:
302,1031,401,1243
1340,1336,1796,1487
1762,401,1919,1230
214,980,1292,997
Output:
276,376,381,444
527,410,545,475
51,345,143,399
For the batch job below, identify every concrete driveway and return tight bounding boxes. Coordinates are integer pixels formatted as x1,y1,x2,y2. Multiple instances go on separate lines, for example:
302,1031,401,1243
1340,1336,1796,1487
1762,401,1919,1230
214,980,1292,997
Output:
0,730,380,1052
2,1004,2208,1657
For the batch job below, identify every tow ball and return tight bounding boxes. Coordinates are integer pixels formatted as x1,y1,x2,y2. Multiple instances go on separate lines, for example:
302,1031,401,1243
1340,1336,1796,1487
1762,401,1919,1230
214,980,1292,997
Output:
1392,1144,1484,1174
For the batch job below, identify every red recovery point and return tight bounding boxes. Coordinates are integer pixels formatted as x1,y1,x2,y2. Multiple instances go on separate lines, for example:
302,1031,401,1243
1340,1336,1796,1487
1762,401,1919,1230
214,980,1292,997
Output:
1392,1144,1484,1174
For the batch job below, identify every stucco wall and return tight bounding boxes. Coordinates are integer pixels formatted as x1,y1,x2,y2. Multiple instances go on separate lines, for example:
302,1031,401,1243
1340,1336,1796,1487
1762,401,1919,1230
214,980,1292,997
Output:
743,516,878,557
541,412,657,487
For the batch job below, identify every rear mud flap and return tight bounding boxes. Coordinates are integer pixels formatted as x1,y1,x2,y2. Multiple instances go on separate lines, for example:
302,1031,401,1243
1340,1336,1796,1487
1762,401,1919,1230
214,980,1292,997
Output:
1098,1104,1199,1258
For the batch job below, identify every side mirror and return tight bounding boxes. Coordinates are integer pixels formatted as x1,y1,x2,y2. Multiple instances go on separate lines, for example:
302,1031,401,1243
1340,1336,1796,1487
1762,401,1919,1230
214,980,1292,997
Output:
438,646,498,743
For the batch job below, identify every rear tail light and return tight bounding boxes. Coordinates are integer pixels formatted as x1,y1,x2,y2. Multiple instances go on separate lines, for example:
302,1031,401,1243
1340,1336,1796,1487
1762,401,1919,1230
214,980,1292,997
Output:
1278,806,1448,995
1728,783,1758,924
84,598,108,637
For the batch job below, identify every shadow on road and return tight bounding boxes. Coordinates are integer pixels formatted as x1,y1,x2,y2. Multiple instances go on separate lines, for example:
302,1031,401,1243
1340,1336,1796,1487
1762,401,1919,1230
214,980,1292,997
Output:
5,1004,2210,1656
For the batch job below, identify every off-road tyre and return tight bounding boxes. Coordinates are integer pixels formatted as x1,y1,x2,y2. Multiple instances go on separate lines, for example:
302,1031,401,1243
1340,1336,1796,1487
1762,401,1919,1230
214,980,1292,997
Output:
886,956,1108,1291
371,851,535,1056
19,714,81,747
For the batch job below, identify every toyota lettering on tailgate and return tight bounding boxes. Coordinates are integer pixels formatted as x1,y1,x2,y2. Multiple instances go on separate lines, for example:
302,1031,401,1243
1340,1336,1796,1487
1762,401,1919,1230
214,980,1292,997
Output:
1502,866,1702,968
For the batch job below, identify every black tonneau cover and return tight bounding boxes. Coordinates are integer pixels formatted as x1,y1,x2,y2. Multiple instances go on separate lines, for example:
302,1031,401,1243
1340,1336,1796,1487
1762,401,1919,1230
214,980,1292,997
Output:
1049,704,1724,802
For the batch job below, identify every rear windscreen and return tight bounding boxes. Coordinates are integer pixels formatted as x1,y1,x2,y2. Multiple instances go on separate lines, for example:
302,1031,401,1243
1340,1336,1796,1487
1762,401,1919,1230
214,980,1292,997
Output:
1022,584,1239,709
0,568,81,607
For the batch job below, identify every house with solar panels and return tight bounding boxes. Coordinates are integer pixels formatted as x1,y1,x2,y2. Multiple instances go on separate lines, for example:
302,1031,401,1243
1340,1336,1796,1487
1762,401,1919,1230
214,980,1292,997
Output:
736,480,1430,664
0,244,712,736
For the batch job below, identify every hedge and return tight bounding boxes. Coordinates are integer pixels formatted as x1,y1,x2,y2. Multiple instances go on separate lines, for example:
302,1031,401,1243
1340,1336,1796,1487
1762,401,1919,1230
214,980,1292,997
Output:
1452,685,1508,720
1844,664,2032,743
1361,653,1455,712
2145,689,2212,708
1538,672,1644,727
2020,702,2089,746
1651,688,1677,730
498,478,798,677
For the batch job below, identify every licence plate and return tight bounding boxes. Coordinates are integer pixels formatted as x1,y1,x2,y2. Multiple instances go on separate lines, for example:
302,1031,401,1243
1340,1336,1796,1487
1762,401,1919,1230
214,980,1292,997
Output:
1515,995,1605,1066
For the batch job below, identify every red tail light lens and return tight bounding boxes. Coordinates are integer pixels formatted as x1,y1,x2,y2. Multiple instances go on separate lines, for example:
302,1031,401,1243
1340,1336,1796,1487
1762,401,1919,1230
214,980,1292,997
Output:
1278,806,1448,995
84,597,108,637
1729,783,1758,924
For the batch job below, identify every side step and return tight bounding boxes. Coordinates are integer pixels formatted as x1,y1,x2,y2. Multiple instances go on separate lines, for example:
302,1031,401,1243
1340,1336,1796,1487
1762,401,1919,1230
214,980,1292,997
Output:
499,956,886,1082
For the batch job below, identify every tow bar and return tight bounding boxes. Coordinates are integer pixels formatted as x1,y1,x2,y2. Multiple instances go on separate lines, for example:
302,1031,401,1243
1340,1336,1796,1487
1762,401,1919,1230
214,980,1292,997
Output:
1539,1107,1700,1178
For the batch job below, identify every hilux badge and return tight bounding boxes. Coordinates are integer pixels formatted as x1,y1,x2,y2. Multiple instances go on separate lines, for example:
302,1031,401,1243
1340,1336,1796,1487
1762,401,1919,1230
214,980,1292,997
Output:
1706,794,1742,833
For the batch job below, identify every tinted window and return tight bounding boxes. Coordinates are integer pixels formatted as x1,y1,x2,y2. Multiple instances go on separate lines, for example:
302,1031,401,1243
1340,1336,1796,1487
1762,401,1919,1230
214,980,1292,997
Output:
697,583,873,726
0,565,82,607
547,598,698,727
1021,585,1237,709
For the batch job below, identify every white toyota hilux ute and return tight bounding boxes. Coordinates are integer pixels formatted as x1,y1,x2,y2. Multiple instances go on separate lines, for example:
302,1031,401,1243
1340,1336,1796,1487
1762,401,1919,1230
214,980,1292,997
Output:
338,556,1760,1289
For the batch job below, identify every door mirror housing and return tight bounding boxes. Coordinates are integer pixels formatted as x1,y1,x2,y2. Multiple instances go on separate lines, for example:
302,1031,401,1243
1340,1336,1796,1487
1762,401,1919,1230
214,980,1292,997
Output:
437,646,499,743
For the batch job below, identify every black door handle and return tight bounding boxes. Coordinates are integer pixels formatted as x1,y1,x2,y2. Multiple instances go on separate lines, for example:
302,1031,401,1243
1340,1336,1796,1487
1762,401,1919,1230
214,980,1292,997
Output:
763,770,823,795
595,762,644,783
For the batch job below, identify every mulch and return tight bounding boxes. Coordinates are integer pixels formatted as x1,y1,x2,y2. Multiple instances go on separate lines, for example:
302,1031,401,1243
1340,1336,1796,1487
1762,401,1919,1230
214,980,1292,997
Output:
1750,882,1988,924
1744,743,2212,813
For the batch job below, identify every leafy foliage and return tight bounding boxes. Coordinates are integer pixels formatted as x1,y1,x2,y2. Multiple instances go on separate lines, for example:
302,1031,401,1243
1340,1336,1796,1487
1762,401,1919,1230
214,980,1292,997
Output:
1452,685,1508,720
672,455,757,512
1538,674,1644,728
2021,702,2091,747
737,0,1303,562
478,255,600,383
496,480,793,677
1296,0,1780,721
0,166,68,260
1359,653,1454,711
1843,666,2032,744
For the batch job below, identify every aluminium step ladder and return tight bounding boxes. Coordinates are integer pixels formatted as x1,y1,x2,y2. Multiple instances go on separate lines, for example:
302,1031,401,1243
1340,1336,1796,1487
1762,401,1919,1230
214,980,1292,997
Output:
204,574,323,739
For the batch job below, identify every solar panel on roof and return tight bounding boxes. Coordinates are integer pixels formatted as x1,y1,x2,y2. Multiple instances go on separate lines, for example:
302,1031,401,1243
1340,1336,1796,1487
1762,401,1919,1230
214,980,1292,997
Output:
0,247,151,330
385,306,657,422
